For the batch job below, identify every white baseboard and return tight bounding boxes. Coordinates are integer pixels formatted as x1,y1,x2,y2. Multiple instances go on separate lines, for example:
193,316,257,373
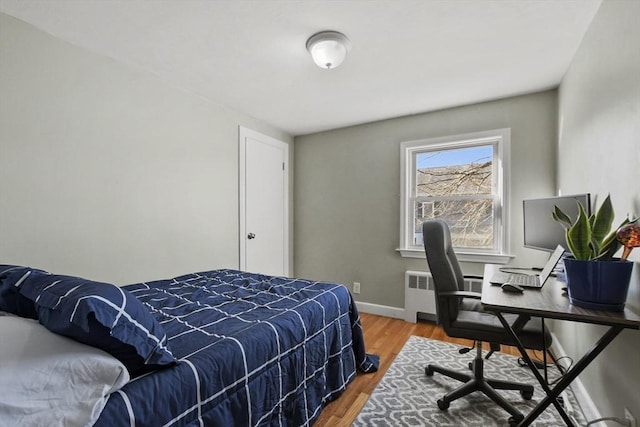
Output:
549,332,600,423
355,301,405,319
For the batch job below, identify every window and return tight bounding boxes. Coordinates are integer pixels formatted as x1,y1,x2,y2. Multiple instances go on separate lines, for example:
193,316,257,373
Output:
399,129,511,263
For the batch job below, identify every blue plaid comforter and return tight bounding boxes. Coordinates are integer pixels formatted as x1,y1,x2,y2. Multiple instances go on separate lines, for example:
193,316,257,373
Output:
95,269,378,427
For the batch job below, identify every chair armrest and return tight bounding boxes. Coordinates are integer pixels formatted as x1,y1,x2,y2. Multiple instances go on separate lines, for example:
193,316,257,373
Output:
440,290,482,300
510,314,533,334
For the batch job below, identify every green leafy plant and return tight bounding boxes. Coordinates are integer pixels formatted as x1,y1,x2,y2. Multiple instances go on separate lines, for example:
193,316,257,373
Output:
552,194,637,261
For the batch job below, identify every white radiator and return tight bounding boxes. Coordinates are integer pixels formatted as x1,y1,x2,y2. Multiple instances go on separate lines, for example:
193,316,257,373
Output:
404,270,483,323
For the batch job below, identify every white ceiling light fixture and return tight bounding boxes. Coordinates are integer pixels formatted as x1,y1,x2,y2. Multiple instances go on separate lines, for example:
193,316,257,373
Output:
306,31,351,70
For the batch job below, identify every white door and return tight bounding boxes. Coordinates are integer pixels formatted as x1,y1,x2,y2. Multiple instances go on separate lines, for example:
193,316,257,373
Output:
239,127,288,276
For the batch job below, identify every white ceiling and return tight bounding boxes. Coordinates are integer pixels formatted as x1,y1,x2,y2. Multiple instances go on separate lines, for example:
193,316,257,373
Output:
0,0,602,136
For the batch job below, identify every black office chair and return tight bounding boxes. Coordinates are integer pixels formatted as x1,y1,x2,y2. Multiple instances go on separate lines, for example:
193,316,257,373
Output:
422,220,552,424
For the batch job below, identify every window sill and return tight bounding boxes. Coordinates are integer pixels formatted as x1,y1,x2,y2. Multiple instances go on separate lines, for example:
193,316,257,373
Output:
396,248,514,264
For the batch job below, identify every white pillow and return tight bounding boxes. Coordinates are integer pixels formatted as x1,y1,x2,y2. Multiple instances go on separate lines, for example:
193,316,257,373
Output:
0,316,130,426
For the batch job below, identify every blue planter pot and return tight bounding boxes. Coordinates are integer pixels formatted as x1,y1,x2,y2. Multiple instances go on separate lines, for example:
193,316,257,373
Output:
563,257,633,311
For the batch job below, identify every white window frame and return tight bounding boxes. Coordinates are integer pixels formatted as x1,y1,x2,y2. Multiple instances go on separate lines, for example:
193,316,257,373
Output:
398,128,513,264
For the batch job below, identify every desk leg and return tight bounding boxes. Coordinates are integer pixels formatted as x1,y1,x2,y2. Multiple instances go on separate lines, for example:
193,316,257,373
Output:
524,325,623,425
495,313,623,426
495,313,572,425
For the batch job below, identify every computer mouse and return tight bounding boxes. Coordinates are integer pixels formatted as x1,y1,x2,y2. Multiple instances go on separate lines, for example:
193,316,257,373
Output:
501,282,524,293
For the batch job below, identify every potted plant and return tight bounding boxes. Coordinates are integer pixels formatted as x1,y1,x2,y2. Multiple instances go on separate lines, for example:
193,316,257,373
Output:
552,194,638,311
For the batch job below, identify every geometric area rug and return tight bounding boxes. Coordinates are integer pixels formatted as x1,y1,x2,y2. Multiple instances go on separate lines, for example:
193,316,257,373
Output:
353,336,586,426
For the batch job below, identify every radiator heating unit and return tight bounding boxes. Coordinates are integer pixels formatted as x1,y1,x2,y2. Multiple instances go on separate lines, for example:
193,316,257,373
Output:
404,270,483,323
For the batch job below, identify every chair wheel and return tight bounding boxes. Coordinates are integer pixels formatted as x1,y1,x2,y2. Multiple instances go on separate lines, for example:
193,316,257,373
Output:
520,389,533,400
508,414,524,426
425,366,434,376
437,399,449,410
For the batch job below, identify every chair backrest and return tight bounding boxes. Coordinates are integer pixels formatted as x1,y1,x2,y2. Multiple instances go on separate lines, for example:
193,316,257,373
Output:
422,220,466,326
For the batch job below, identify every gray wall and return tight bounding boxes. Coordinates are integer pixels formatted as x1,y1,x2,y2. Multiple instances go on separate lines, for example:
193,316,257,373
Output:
555,0,640,418
294,91,558,309
0,13,293,284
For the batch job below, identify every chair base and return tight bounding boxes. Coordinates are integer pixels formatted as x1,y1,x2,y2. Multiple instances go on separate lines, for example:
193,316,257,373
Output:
425,349,533,423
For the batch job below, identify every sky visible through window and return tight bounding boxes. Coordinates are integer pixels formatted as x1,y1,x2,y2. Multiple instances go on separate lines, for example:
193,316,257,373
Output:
417,145,492,168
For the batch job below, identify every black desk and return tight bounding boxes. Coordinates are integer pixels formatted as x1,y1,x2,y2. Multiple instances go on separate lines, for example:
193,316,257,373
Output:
481,264,640,426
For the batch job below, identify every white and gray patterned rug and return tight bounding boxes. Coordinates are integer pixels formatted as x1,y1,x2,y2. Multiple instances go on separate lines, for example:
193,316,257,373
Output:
353,336,586,426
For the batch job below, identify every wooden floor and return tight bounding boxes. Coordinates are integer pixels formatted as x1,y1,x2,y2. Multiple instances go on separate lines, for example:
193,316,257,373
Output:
313,312,538,427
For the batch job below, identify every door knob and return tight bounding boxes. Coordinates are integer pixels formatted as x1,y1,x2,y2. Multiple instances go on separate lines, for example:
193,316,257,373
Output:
247,233,256,239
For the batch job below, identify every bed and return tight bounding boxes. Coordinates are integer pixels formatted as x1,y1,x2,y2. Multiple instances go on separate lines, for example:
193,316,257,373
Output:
0,266,378,426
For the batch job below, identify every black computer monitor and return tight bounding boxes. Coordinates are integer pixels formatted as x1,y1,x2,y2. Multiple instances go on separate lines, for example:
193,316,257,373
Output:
523,193,591,252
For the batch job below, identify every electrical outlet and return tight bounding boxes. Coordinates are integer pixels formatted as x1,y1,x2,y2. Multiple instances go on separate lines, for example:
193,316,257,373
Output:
625,408,637,427
353,282,361,294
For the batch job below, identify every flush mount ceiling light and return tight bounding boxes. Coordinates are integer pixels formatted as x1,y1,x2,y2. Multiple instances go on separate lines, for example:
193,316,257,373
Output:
306,31,351,69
